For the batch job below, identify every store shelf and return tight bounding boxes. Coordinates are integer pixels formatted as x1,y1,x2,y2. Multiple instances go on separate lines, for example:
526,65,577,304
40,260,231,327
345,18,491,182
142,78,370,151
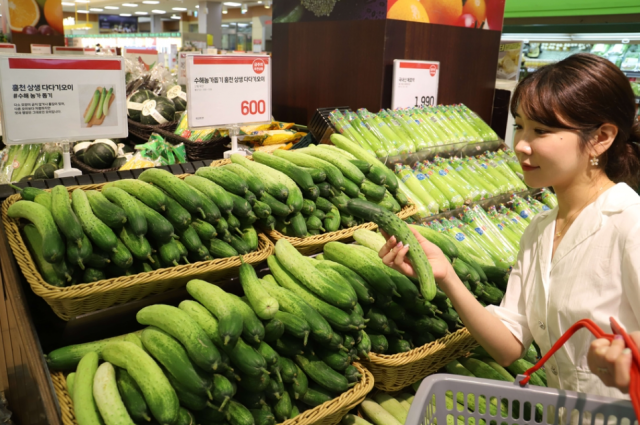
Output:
65,32,181,39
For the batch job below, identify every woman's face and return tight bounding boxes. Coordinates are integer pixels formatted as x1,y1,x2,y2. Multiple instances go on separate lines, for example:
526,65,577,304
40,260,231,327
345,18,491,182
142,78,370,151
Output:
513,106,589,189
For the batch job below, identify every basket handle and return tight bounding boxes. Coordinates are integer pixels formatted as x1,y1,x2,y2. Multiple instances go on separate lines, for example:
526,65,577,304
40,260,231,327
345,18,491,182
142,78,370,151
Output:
520,317,640,418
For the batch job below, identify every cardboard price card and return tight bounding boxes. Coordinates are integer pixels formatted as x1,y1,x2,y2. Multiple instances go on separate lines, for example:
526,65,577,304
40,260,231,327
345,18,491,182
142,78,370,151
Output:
186,55,272,128
0,55,128,144
391,60,440,110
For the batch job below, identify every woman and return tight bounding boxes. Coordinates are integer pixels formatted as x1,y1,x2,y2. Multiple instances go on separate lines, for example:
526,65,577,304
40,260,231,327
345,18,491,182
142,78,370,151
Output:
379,53,640,398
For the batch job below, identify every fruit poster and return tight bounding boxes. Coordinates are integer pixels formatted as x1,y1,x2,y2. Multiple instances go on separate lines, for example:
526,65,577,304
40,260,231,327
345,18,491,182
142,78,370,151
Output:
4,0,63,37
273,0,389,23
387,0,506,31
497,41,523,80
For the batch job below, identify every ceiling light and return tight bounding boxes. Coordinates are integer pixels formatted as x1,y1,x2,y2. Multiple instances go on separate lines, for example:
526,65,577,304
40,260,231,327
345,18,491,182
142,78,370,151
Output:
122,2,137,6
90,7,102,10
223,2,241,6
172,6,185,10
105,5,119,9
142,1,159,3
75,0,90,3
170,14,179,18
134,10,147,14
77,9,89,12
264,0,270,8
61,1,74,5
221,24,228,27
257,1,261,3
151,9,165,13
222,5,227,13
119,12,131,15
195,4,198,7
240,3,247,13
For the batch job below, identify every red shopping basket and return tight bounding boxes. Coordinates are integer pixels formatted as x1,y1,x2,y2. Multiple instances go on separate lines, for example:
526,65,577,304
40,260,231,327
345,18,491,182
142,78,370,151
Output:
406,318,639,425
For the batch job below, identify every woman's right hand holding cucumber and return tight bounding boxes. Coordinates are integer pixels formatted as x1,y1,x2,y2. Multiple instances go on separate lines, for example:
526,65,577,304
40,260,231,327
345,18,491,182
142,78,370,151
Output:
378,227,524,367
378,227,453,285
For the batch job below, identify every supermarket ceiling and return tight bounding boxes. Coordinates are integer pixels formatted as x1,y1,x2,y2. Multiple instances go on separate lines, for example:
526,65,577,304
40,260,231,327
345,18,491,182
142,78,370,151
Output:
62,0,269,18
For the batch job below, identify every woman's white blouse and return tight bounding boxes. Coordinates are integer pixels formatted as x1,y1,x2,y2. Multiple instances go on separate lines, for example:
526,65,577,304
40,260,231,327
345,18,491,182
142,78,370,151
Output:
486,183,640,399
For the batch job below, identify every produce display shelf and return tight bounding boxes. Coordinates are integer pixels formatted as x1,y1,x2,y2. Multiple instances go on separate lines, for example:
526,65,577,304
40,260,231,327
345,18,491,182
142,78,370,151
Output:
2,179,275,321
384,139,505,168
51,362,374,425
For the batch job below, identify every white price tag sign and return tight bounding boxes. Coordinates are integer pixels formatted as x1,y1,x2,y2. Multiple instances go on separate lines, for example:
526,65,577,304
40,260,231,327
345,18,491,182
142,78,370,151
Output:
0,55,128,144
391,60,440,110
186,54,271,128
53,46,95,55
123,47,158,71
178,51,200,85
31,44,52,54
0,44,16,54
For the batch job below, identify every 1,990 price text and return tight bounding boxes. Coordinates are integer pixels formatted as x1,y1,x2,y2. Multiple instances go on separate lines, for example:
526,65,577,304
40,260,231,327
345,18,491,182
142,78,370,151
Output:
241,100,266,116
415,96,436,107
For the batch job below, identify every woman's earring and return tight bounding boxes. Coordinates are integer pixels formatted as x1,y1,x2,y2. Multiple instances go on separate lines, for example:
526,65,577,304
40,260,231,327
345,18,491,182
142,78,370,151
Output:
590,156,599,166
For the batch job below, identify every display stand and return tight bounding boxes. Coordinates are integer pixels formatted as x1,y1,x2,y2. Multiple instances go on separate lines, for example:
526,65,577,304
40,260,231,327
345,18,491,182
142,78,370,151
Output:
54,142,82,178
223,125,247,159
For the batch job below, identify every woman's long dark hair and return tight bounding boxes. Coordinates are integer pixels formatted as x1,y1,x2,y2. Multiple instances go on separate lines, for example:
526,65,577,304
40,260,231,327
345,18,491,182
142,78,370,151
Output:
511,53,640,188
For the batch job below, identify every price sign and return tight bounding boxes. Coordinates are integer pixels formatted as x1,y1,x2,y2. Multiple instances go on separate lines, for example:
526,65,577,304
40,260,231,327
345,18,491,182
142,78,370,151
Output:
0,55,128,144
391,60,440,110
53,46,95,55
31,44,52,54
0,44,16,54
186,54,271,128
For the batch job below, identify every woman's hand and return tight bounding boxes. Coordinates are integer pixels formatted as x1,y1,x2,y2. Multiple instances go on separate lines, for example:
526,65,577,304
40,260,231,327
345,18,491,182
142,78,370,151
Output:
378,227,453,284
587,332,640,393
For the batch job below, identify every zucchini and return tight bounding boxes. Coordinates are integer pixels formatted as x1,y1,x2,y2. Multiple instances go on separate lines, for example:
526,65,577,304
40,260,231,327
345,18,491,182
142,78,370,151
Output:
69,191,118,254
261,277,333,344
85,190,127,229
230,154,289,202
294,353,350,393
273,150,345,190
102,186,148,237
186,279,244,346
183,175,234,215
224,163,266,197
22,224,67,286
51,185,84,248
104,180,167,212
274,240,356,310
139,169,205,218
348,199,436,300
208,238,238,258
137,304,221,371
133,198,175,244
194,166,248,196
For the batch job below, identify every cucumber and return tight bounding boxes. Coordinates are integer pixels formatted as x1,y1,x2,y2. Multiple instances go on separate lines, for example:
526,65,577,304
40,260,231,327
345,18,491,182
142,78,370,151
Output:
9,200,66,263
101,342,179,425
341,178,361,198
195,166,248,196
300,387,332,407
239,260,279,320
349,159,372,174
253,161,304,214
316,348,350,371
229,234,252,255
241,225,259,252
238,370,270,392
208,238,239,258
316,182,336,198
73,352,103,425
186,279,244,346
259,215,276,231
160,192,192,231
301,199,316,216
51,185,84,248
177,226,206,255
110,238,133,269
14,185,47,201
344,365,362,383
46,332,141,370
116,368,151,423
302,167,326,183
93,362,135,425
174,408,195,425
356,330,371,360
329,192,350,214
300,146,365,185
268,256,356,332
480,286,504,305
274,311,310,343
22,224,67,287
414,316,449,336
261,277,333,344
238,392,267,409
264,319,285,343
361,179,386,202
227,400,254,425
387,337,412,354
280,357,298,384
265,376,284,401
305,215,324,232
188,248,211,263
224,163,266,197
34,192,52,210
311,209,326,220
85,190,127,229
409,224,459,259
102,186,147,237
506,359,546,387
252,200,272,219
183,175,234,215
294,353,350,393
225,213,242,232
132,198,175,244
315,197,333,213
67,233,93,270
250,408,276,425
215,218,232,240
191,219,217,241
323,242,397,297
273,150,345,190
69,191,120,254
238,212,258,228
369,334,389,354
139,169,205,218
119,225,153,262
230,154,289,201
212,374,235,409
141,327,213,397
193,406,228,423
66,372,76,396
287,212,308,238
165,371,208,411
82,267,106,283
245,189,258,206
137,304,221,371
273,390,292,422
347,199,436,300
274,240,356,310
104,180,167,212
315,261,373,305
290,364,308,400
227,292,266,344
366,308,390,334
252,151,316,192
158,239,181,267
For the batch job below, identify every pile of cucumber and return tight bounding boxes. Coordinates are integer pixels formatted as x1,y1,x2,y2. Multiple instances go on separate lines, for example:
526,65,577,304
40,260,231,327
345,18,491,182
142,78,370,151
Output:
225,132,408,238
9,167,264,287
48,255,366,425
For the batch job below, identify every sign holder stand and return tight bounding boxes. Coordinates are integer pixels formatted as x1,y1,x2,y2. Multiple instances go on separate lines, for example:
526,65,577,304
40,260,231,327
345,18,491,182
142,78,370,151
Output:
55,141,82,178
224,125,246,159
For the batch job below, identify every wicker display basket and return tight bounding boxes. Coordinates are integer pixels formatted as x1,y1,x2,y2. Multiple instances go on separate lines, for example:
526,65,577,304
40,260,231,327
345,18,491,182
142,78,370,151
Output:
127,118,178,145
209,158,419,255
156,127,231,161
51,362,374,425
361,328,478,392
2,183,275,321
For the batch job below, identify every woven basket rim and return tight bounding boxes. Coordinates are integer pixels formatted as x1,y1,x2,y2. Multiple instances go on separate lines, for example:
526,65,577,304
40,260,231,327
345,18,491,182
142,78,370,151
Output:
51,362,374,425
2,184,274,301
